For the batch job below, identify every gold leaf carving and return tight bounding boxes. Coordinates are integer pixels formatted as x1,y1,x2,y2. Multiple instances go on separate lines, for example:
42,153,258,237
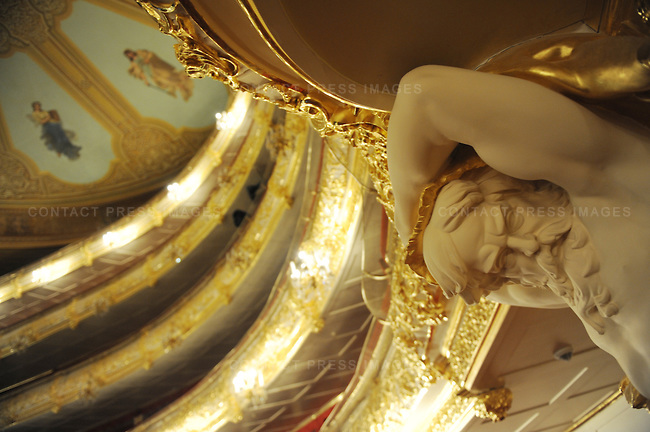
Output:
176,41,240,87
445,300,499,384
458,387,513,422
426,388,474,432
0,152,43,198
620,376,650,410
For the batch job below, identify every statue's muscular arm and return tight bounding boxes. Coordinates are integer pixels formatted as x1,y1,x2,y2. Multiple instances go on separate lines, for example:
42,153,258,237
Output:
387,65,614,242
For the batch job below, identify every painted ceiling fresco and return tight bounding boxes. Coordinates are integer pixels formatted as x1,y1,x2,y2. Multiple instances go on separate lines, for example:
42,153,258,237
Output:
0,0,229,200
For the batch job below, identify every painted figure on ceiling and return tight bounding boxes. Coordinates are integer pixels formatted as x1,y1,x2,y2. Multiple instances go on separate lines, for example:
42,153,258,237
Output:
124,49,194,101
29,101,81,160
386,35,650,399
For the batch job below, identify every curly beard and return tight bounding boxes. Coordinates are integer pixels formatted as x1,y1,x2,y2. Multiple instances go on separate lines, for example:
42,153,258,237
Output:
534,216,618,335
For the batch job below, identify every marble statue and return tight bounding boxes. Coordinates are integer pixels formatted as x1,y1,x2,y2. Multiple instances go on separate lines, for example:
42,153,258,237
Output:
386,37,650,398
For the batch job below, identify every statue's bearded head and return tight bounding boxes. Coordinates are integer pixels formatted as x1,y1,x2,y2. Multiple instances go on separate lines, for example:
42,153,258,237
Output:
422,166,618,334
422,167,573,305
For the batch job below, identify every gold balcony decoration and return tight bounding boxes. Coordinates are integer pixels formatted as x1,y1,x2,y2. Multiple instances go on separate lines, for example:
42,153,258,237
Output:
388,242,448,357
421,385,513,432
324,245,436,430
131,132,365,432
331,236,450,430
135,0,395,220
620,377,650,411
343,346,437,431
443,300,504,387
135,0,650,231
469,387,514,422
0,93,264,358
425,383,478,432
336,278,511,429
344,379,512,432
0,105,309,429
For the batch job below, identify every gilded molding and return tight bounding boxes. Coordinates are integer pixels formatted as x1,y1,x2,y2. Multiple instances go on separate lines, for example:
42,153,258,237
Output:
425,384,511,432
458,387,513,422
443,300,500,386
121,123,198,176
563,390,622,432
388,243,448,357
338,244,511,429
337,242,444,430
0,153,42,199
426,385,475,432
620,377,650,410
372,383,512,432
135,0,395,221
0,106,309,428
343,346,438,431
